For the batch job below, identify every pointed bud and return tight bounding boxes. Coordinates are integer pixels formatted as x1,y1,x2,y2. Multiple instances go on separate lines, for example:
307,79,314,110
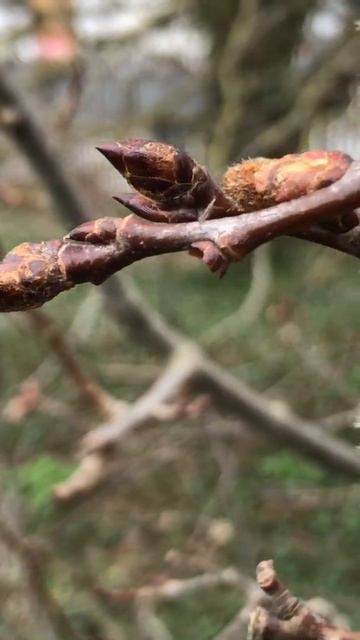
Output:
97,139,214,212
113,193,198,223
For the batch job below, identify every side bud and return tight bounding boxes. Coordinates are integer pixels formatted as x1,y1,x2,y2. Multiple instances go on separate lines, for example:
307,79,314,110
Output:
222,151,353,211
222,150,357,233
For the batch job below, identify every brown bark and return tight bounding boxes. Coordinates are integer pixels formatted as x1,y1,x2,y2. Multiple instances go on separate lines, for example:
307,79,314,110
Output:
0,156,359,312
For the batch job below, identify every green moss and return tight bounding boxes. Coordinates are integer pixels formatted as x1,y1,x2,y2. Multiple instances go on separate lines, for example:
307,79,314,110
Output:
15,455,75,524
257,451,326,488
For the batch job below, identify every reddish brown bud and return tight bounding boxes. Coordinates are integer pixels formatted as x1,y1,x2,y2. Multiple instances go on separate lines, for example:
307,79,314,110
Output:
113,193,199,223
189,240,228,276
97,139,216,213
222,151,353,212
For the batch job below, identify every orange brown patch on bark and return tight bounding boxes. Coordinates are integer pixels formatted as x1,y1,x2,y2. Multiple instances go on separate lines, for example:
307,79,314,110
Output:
222,151,353,212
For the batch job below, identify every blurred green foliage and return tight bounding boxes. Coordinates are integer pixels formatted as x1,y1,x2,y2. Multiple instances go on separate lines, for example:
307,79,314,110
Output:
15,455,74,523
257,451,326,487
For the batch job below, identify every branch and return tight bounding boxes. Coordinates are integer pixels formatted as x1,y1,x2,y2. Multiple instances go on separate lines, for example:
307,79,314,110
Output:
95,567,254,640
202,244,272,345
249,560,360,640
94,567,249,606
0,518,80,640
1,158,359,313
0,69,179,353
1,77,360,487
53,344,199,500
0,71,87,227
321,409,359,433
295,223,360,258
260,484,360,513
2,136,359,494
197,356,360,476
213,579,264,640
53,333,360,503
242,33,359,158
55,59,86,133
27,309,115,418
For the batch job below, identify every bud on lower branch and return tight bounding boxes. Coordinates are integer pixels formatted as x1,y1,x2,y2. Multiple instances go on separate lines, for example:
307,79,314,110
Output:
0,240,71,311
0,231,131,311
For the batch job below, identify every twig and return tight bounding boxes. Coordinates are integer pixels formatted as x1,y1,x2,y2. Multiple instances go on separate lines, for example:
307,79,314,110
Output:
260,484,360,513
0,518,80,640
197,356,360,476
55,333,360,502
296,223,360,258
214,581,263,640
208,0,260,169
202,244,272,345
53,451,109,502
80,344,199,454
273,321,358,405
249,560,360,640
135,598,174,640
27,309,115,419
55,59,86,132
321,408,359,432
242,34,359,157
100,274,181,354
95,567,258,640
94,567,252,605
208,1,330,163
88,4,181,49
53,344,199,500
0,71,87,228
